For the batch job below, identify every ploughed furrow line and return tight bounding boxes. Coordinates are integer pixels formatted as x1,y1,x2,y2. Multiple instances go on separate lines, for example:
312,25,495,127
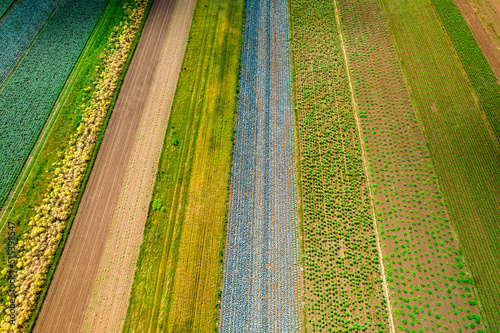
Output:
219,0,301,331
289,0,390,332
0,0,108,210
0,0,62,87
337,0,488,331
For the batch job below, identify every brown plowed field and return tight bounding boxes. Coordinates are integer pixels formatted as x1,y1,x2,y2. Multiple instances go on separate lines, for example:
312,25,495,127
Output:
33,0,196,331
455,0,500,82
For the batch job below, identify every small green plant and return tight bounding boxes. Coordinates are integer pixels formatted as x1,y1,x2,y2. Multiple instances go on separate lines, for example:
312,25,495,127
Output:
152,199,163,211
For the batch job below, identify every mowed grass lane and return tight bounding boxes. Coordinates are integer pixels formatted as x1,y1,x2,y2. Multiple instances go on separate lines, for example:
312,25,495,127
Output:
379,0,500,329
123,0,245,332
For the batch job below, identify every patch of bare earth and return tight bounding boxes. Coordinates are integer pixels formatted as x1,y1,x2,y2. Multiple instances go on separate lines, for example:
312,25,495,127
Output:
454,0,500,82
32,0,196,332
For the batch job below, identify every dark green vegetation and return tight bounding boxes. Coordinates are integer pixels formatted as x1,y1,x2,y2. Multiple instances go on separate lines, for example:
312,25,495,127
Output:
289,0,389,331
433,0,500,139
0,0,108,209
123,0,245,331
378,0,500,330
0,0,14,18
0,0,151,330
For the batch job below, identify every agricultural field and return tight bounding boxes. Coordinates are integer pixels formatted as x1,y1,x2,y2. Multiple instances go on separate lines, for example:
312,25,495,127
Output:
0,0,62,87
219,0,301,331
123,0,244,331
375,0,500,329
433,0,500,138
452,0,500,81
0,0,108,210
336,0,487,331
0,0,150,330
289,0,390,332
0,0,15,17
0,0,499,332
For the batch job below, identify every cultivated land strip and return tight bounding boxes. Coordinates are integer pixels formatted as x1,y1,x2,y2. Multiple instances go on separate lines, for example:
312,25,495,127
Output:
376,0,500,329
288,0,390,331
0,0,108,209
123,0,245,331
0,1,151,330
30,0,193,331
219,0,301,331
79,0,196,331
452,0,500,82
432,0,500,140
0,0,62,87
338,0,490,331
0,0,15,19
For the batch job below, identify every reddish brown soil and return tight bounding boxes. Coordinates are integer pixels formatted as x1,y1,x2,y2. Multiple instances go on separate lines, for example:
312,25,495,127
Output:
454,0,500,82
32,0,196,331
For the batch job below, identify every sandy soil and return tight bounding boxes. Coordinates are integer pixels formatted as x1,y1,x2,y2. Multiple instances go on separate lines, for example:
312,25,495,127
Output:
32,0,196,332
455,0,500,82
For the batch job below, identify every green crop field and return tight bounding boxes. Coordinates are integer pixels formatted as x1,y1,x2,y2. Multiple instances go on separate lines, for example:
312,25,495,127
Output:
376,0,500,330
432,0,500,139
289,0,389,331
0,0,108,210
335,0,489,331
123,0,244,331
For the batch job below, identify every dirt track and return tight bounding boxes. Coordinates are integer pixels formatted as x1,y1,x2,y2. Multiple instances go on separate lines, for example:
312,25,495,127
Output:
33,0,196,331
454,0,500,82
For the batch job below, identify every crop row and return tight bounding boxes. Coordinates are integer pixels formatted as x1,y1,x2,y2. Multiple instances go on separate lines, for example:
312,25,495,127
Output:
432,0,500,139
0,0,61,87
0,1,148,329
0,0,108,209
289,0,390,331
219,0,301,332
337,0,487,332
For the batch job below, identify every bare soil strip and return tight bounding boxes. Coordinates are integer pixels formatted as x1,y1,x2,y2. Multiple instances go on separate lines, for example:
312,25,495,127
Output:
33,0,196,331
453,0,500,82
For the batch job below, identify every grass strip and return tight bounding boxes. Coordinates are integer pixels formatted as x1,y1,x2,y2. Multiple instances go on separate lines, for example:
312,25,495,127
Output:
122,0,244,332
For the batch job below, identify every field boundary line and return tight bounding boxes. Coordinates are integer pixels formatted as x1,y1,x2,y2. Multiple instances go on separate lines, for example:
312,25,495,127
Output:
332,0,395,331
